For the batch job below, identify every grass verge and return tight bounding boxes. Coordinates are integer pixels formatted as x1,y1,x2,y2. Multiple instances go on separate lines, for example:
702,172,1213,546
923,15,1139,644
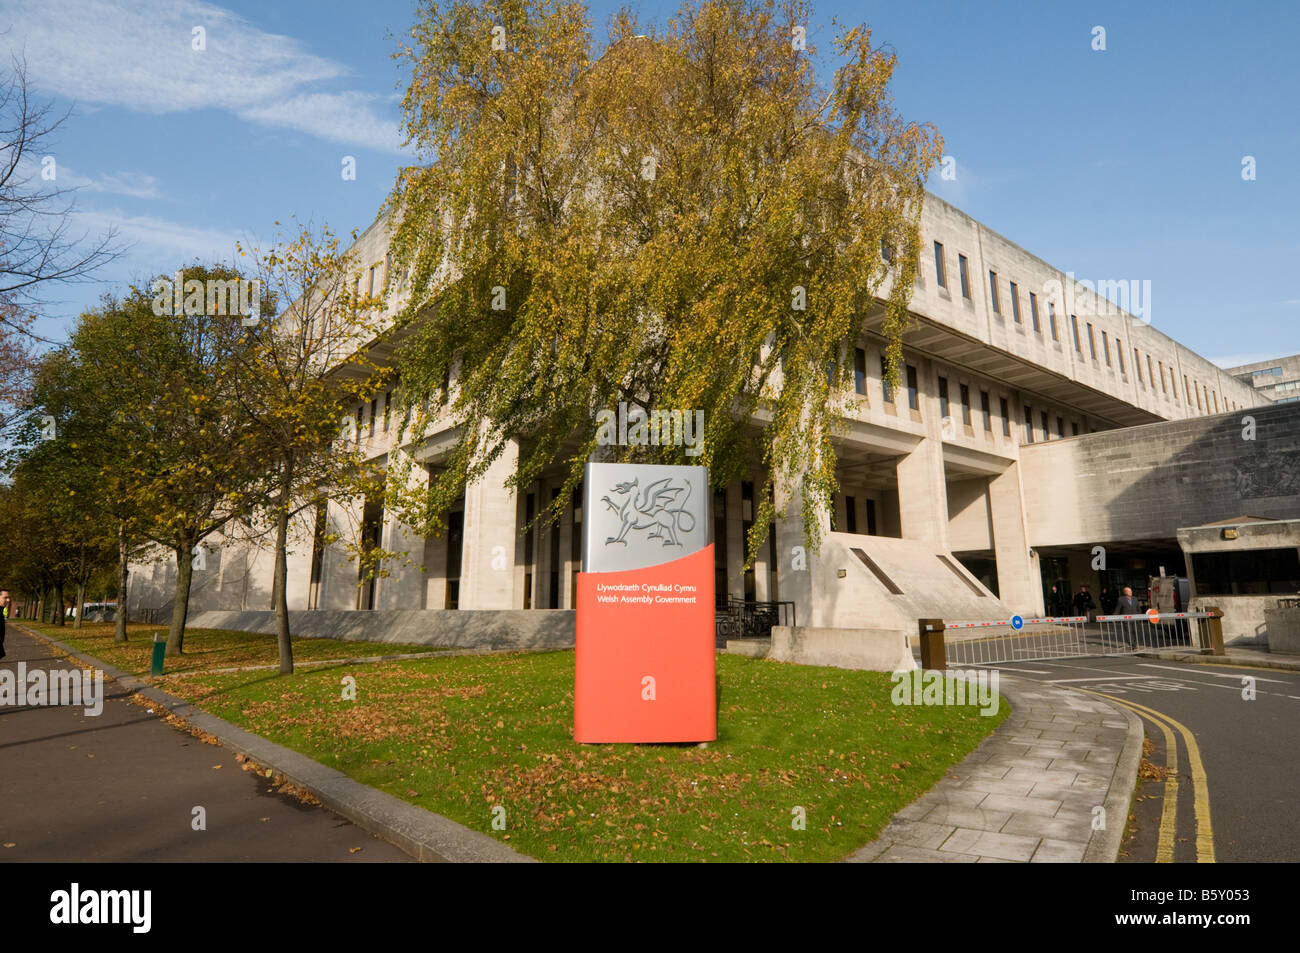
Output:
153,649,1006,862
20,621,447,677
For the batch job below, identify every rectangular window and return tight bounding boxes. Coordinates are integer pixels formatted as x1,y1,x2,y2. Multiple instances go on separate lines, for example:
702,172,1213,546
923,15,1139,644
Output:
845,495,857,534
1213,390,1219,413
1023,405,1034,443
960,384,971,425
854,347,867,395
1185,375,1191,402
1072,422,1079,436
1160,363,1168,394
937,376,949,419
368,265,376,296
1087,322,1097,359
1071,315,1081,352
1148,354,1155,385
1191,548,1300,595
444,508,464,609
1029,292,1040,332
1057,416,1065,438
1000,397,1010,436
1041,411,1049,439
958,254,970,298
1171,374,1178,401
1048,303,1059,341
383,390,392,432
880,355,893,403
933,241,946,289
981,390,992,431
1010,282,1022,323
989,271,1000,314
906,365,919,411
1116,340,1125,374
1101,330,1111,365
1135,348,1143,383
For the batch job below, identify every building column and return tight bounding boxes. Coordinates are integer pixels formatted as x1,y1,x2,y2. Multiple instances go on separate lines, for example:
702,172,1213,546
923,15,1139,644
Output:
459,439,519,609
322,496,363,610
988,461,1044,616
773,470,832,628
377,456,430,610
896,435,950,546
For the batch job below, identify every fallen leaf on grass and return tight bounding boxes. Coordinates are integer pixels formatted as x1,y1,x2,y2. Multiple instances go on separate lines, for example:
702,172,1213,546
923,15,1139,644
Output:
350,847,362,853
212,764,222,770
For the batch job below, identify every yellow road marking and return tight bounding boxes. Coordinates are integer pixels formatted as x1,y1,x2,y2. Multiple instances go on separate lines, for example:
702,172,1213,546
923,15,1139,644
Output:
1080,689,1216,863
1100,696,1179,862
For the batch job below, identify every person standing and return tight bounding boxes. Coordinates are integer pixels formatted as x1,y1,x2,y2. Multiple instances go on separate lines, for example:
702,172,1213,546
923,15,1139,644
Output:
1116,586,1141,648
1072,585,1095,620
0,589,10,660
1047,584,1066,616
1100,585,1117,615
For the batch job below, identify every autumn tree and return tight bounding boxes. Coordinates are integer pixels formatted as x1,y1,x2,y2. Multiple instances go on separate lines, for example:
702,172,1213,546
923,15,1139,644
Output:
384,0,941,563
230,221,391,674
68,268,265,655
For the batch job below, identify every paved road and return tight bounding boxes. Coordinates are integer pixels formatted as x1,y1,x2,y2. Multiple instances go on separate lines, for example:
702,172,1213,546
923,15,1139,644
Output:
0,626,409,862
967,653,1300,862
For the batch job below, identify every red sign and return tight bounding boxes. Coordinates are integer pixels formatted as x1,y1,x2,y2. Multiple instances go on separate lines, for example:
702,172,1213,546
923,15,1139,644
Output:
574,545,716,743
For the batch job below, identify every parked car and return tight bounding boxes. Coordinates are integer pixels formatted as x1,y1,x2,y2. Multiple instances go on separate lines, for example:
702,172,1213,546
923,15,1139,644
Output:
66,602,118,622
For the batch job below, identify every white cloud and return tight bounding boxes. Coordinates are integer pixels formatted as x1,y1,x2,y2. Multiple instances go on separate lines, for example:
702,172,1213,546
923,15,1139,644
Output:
0,0,403,153
239,91,402,152
74,207,245,264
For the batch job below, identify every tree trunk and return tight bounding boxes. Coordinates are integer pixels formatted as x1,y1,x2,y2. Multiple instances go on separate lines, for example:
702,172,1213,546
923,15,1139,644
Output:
53,581,65,626
274,460,295,675
166,535,195,656
72,578,87,630
115,522,130,642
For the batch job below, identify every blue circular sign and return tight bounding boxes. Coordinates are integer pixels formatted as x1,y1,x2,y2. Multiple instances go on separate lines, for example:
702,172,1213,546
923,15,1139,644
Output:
1011,615,1024,630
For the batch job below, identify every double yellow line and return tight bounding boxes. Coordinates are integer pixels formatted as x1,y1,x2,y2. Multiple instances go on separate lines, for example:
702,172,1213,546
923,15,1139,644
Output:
1079,689,1215,863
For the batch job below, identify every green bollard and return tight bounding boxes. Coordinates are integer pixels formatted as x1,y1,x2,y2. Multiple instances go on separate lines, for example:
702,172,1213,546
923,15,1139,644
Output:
151,633,166,676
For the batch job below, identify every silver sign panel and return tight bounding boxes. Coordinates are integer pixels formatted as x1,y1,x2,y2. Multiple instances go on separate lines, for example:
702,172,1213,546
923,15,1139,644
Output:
582,462,711,574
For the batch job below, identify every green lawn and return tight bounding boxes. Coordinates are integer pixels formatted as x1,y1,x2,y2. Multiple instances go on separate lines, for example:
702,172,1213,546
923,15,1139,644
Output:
22,621,446,677
154,650,1006,862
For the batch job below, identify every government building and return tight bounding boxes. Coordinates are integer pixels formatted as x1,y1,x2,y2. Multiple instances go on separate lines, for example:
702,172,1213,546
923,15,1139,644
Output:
127,192,1299,648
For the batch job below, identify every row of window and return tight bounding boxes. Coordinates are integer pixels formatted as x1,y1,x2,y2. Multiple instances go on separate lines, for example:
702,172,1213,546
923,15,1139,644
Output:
842,344,1090,442
931,240,1244,417
933,240,1063,343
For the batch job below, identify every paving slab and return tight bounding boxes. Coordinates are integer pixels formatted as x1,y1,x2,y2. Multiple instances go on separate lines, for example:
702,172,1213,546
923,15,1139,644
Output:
846,673,1142,863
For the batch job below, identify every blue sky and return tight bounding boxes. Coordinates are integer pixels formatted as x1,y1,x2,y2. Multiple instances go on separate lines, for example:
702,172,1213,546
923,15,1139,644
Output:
1,0,1295,366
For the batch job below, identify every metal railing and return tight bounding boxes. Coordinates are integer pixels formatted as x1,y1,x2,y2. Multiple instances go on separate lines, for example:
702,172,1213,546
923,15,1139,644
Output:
715,598,796,645
938,612,1220,666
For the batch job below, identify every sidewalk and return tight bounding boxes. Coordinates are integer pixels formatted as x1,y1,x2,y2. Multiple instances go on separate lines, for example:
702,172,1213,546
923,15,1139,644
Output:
847,675,1141,863
11,623,531,863
1138,645,1300,672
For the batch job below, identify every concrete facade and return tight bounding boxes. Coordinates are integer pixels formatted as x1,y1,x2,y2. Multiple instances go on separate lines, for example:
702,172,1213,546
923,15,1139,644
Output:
1177,517,1300,648
126,192,1275,643
1225,353,1300,405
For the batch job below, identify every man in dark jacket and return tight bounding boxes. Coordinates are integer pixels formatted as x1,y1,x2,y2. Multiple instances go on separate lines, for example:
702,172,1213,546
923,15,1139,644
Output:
1072,585,1095,618
1047,584,1066,616
1100,586,1117,615
1115,587,1142,647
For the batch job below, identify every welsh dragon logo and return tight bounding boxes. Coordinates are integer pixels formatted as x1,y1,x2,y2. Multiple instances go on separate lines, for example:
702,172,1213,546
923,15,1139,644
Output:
601,478,697,547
